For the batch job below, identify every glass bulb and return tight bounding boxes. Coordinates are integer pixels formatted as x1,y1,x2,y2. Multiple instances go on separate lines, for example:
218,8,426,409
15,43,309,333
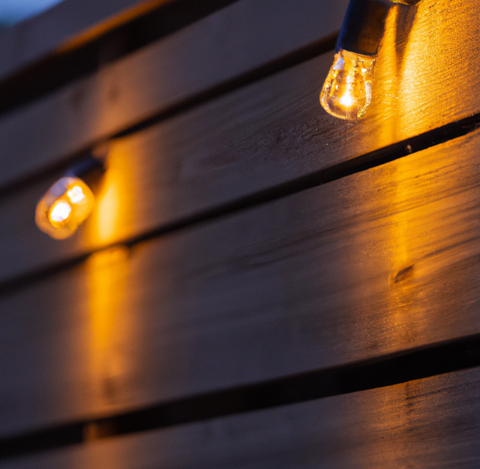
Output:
320,49,376,121
35,177,95,239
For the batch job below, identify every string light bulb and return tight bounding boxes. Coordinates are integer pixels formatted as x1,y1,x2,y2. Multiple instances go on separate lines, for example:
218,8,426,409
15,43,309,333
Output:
320,0,420,120
35,177,95,239
321,49,375,120
35,152,106,239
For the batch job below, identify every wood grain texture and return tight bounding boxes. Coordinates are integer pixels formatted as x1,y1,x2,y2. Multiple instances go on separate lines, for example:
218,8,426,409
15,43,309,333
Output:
0,0,348,189
1,0,480,282
3,130,480,435
0,52,333,282
0,0,477,190
4,367,480,468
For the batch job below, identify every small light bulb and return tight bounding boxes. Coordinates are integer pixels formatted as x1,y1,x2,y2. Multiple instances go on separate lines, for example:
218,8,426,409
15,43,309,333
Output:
320,49,376,121
36,177,95,239
50,201,72,223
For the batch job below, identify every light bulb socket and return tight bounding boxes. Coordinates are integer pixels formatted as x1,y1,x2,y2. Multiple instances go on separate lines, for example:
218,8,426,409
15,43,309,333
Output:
64,151,107,190
336,0,392,56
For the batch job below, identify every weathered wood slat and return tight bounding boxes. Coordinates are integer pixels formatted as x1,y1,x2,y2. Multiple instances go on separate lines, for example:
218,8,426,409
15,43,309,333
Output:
0,0,255,118
0,51,336,281
4,367,480,468
3,130,480,435
0,0,475,188
0,0,173,80
1,0,479,282
0,0,348,189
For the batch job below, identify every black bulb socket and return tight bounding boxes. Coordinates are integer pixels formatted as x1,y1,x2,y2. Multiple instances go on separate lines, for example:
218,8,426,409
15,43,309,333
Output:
65,151,107,190
336,0,392,56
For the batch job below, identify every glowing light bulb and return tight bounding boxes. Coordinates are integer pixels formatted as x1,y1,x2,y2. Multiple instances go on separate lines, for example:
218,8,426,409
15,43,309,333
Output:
320,49,376,121
36,177,95,239
50,201,72,223
319,0,422,120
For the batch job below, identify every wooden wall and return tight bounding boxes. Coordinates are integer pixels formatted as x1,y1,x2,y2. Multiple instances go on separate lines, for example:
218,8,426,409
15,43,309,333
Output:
2,0,480,466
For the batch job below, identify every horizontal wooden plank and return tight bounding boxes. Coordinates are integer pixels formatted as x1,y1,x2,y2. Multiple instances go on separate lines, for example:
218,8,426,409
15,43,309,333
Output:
2,0,475,188
0,0,348,188
0,51,334,282
1,0,479,282
4,367,480,468
0,0,250,117
3,130,480,435
0,0,173,80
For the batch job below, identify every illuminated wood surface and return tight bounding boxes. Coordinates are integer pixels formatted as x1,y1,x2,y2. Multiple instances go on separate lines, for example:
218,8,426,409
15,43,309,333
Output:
0,0,479,282
2,0,480,465
3,130,480,435
0,0,347,189
0,0,476,190
0,52,336,281
4,367,480,468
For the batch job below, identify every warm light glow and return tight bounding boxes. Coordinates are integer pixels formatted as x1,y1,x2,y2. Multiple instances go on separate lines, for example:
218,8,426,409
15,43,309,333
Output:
87,247,130,406
49,201,72,224
85,144,135,407
35,177,95,239
320,49,376,120
67,185,87,204
86,142,136,246
340,92,354,107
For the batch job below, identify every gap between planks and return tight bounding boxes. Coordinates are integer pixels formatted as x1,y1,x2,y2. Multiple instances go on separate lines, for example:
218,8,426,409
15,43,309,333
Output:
0,110,479,299
2,330,480,461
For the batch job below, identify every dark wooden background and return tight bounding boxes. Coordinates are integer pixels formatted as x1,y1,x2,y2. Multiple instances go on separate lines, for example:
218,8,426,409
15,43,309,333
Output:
2,0,480,466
